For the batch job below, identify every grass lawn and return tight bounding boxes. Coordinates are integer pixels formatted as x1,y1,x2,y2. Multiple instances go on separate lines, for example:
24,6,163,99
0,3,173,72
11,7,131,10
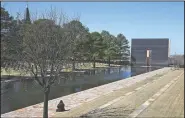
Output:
1,68,31,77
1,63,122,77
75,62,121,69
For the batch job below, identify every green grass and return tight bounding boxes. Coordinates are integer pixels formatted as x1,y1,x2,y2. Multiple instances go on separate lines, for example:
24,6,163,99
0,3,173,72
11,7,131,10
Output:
1,68,31,76
75,62,120,69
1,63,122,76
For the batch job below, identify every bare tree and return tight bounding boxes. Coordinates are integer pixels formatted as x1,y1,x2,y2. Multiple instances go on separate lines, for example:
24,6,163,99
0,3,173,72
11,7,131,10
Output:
7,10,74,118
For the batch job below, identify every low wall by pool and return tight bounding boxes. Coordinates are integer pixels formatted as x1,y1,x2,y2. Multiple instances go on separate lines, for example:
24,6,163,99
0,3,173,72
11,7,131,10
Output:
1,67,170,117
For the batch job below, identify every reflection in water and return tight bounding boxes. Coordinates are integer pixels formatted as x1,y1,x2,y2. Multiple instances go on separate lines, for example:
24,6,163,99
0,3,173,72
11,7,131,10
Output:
108,68,111,74
146,67,151,72
14,81,21,92
75,87,81,92
1,66,160,114
119,66,121,74
92,69,95,75
131,66,159,76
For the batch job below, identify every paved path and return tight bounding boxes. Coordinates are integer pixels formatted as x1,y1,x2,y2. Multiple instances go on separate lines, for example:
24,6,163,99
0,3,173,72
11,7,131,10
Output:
137,70,184,118
55,69,184,118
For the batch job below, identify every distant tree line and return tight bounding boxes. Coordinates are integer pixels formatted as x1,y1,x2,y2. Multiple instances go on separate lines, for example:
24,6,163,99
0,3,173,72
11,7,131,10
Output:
168,55,184,68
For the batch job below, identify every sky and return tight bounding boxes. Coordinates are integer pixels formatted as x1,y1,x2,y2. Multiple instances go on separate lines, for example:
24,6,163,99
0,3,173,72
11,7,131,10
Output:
2,2,184,55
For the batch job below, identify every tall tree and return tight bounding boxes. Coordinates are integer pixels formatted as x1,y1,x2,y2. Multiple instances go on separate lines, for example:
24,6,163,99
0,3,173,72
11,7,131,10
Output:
116,33,130,64
1,7,21,67
101,30,117,66
24,6,31,24
90,32,105,68
63,20,89,70
1,7,11,64
1,7,13,35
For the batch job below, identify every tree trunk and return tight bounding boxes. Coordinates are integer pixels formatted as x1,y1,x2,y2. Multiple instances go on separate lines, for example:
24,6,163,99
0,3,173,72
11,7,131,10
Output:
72,58,75,71
93,57,96,68
43,86,50,118
108,56,110,67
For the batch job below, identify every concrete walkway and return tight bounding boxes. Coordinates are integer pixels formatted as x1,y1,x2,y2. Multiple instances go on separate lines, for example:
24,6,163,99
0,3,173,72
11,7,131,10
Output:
66,69,183,118
1,67,170,117
137,70,184,118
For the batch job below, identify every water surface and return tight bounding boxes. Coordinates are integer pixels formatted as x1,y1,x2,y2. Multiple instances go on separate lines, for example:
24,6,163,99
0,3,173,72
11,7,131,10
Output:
1,66,160,114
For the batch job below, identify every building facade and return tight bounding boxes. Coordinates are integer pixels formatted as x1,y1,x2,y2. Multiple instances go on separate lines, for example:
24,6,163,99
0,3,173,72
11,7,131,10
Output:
131,38,170,67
